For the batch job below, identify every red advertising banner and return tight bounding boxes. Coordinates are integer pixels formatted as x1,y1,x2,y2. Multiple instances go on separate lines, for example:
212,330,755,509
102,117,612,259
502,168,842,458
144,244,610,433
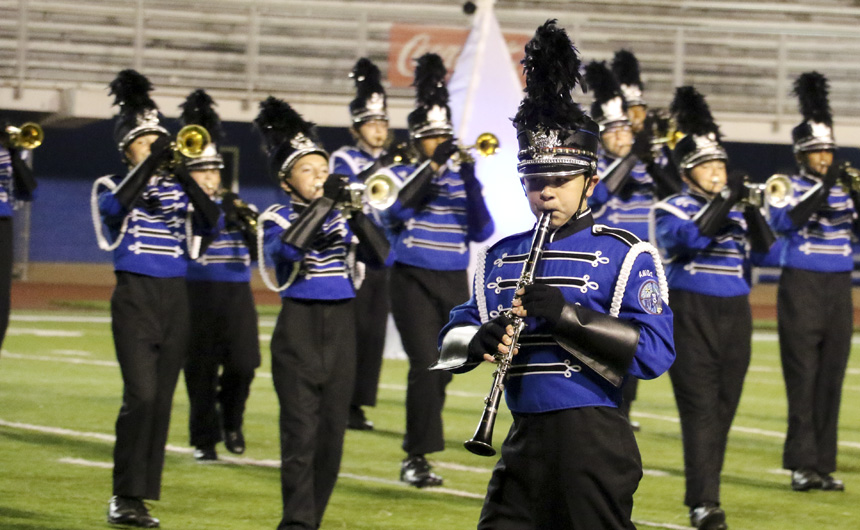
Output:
388,23,530,88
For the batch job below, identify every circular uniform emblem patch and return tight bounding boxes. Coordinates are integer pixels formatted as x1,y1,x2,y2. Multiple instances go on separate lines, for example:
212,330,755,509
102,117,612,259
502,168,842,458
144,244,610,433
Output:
638,279,662,315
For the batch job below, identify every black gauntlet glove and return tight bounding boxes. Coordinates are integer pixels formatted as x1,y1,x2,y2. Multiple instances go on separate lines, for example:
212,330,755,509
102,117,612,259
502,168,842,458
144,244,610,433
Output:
694,169,745,237
517,284,565,327
113,135,173,209
468,314,514,360
631,128,654,165
789,162,841,227
323,173,350,202
431,138,459,166
8,147,37,196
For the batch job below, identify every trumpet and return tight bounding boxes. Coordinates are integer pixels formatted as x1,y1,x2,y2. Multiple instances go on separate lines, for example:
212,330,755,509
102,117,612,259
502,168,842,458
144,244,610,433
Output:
463,132,500,157
741,174,792,209
174,124,211,158
646,110,683,150
3,122,43,150
456,132,500,164
838,162,860,194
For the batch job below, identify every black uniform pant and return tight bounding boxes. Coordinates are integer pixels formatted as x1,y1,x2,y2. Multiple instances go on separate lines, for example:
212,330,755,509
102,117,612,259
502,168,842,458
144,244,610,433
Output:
668,290,751,507
390,263,467,455
271,297,356,530
351,266,390,409
184,281,261,448
778,268,852,474
111,272,189,500
478,407,642,530
0,217,11,352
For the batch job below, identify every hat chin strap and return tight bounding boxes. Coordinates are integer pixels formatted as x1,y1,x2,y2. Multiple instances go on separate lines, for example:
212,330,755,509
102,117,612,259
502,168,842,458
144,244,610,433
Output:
282,178,312,204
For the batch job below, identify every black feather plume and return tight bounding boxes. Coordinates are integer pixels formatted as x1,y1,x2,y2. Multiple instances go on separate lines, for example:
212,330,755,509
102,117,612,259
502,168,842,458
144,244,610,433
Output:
584,60,622,105
611,50,643,90
413,53,449,108
671,86,720,139
513,19,588,131
254,96,316,155
179,89,223,145
108,69,158,112
794,71,832,126
351,58,385,100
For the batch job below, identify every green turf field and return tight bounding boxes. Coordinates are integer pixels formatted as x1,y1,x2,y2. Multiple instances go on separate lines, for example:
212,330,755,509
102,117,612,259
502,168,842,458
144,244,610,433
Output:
1,308,859,529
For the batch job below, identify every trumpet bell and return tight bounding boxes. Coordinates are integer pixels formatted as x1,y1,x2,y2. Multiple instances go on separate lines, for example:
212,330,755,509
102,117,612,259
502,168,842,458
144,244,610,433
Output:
5,122,44,150
474,132,499,157
364,172,401,210
765,174,792,208
175,125,211,158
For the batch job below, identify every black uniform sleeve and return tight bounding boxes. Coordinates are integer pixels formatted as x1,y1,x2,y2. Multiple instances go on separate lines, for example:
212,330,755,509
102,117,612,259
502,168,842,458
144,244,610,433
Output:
173,163,222,230
8,148,37,197
348,210,391,268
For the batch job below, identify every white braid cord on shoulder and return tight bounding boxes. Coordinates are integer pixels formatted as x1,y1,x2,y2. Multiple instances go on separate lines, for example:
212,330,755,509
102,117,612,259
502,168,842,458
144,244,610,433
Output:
475,244,490,324
90,176,130,252
609,241,669,318
185,206,202,260
256,208,301,293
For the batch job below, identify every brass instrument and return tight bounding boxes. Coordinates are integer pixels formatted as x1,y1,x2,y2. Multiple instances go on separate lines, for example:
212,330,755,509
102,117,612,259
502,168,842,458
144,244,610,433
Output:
646,110,683,151
741,174,792,209
464,212,553,457
230,194,259,230
3,122,43,150
462,132,500,157
361,172,400,210
839,162,860,193
174,124,210,158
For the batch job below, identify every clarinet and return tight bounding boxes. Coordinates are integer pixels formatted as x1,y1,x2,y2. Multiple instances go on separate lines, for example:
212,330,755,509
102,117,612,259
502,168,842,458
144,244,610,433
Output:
464,212,553,457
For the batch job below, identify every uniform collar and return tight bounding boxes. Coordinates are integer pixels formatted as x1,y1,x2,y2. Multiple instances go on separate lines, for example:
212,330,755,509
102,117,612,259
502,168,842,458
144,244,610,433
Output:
548,209,594,242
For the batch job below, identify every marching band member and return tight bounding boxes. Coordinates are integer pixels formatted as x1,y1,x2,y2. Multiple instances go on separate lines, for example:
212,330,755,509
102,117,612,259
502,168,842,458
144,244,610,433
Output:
0,119,37,352
611,49,648,134
584,59,680,429
179,89,260,461
384,53,494,487
254,97,391,530
651,86,774,530
435,21,674,528
769,72,855,493
330,58,394,431
94,70,222,528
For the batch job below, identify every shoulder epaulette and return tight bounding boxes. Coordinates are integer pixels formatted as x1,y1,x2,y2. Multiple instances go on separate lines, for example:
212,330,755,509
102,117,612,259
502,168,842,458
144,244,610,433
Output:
592,224,640,247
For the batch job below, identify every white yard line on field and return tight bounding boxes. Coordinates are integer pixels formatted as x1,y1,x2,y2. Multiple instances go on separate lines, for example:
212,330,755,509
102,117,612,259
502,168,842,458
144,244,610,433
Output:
2,352,118,367
50,349,92,356
10,314,111,323
7,327,83,337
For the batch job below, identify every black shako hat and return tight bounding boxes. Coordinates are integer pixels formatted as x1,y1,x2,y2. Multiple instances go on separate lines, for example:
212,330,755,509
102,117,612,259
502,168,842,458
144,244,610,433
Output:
611,49,646,108
109,69,169,154
670,86,727,172
407,53,454,139
584,60,630,132
513,20,599,178
791,71,836,154
254,96,327,184
179,89,224,171
349,58,388,125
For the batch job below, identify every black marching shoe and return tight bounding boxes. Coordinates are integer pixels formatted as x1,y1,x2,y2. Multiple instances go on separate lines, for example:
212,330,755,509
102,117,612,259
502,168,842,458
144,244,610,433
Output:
820,473,845,491
107,496,160,528
193,444,218,461
400,455,443,488
791,468,823,491
224,429,246,455
347,405,374,431
689,503,727,530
